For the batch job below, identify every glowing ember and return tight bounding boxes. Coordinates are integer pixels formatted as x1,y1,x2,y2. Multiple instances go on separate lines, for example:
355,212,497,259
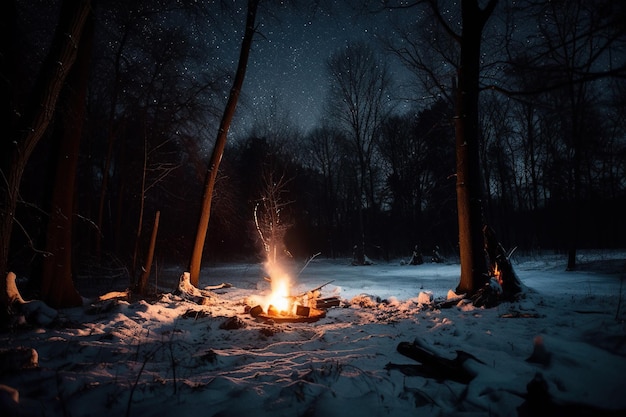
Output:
246,261,330,323
493,264,503,285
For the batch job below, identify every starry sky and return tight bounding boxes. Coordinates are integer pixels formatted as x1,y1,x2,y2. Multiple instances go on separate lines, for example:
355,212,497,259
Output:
208,1,414,137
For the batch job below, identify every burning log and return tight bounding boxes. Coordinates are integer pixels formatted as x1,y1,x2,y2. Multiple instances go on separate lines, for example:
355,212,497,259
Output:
255,307,326,323
295,305,311,317
465,225,523,307
248,305,264,318
483,225,522,299
248,276,335,323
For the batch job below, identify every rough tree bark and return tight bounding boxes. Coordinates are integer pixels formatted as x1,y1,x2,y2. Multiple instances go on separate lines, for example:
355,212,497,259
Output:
188,0,259,286
453,0,498,296
0,0,91,316
137,210,160,295
40,8,94,309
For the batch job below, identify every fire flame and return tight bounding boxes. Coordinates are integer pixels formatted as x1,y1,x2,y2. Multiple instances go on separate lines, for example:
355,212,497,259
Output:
493,264,503,285
268,274,290,313
259,261,294,315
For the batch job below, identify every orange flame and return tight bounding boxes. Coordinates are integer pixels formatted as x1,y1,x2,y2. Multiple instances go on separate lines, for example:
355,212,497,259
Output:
260,261,294,315
493,264,503,285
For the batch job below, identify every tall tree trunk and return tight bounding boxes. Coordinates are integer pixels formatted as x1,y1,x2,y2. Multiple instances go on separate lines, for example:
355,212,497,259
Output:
137,210,160,295
131,128,148,284
40,7,94,309
0,0,91,312
188,0,259,286
454,0,497,295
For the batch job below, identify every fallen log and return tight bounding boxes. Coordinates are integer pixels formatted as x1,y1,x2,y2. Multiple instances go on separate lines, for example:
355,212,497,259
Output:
315,296,341,309
174,272,222,305
386,339,484,384
98,290,130,302
517,372,626,417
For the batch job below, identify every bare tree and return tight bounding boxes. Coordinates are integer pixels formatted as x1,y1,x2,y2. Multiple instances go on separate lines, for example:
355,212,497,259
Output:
89,0,225,261
302,126,345,258
40,7,95,308
378,100,455,252
496,0,626,268
529,0,623,270
325,41,394,264
1,0,91,314
188,0,259,286
254,170,293,264
386,0,497,294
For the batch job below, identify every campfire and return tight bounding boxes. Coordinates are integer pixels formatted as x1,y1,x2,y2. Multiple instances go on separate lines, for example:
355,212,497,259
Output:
246,262,338,323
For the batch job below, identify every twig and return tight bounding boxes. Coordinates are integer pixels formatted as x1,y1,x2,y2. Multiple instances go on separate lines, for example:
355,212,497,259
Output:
125,350,154,417
616,275,624,321
168,321,178,394
253,201,269,254
297,252,322,279
294,280,335,298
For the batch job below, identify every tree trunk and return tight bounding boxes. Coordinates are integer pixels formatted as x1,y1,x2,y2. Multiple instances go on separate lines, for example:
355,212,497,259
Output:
40,8,94,309
131,129,148,284
137,210,160,295
0,0,91,312
188,0,259,286
454,0,497,296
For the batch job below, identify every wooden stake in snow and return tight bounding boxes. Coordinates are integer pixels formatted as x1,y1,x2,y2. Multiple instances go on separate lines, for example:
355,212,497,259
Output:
137,210,160,295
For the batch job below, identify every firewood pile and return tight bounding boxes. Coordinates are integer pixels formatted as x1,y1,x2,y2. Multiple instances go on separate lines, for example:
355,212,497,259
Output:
247,280,340,323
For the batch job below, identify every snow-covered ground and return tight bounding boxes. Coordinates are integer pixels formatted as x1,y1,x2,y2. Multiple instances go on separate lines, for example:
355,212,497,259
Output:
1,250,625,417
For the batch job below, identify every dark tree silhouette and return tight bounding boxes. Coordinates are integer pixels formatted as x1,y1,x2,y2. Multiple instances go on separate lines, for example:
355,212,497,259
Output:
188,0,259,286
40,8,94,308
325,41,394,264
451,0,498,295
1,0,91,314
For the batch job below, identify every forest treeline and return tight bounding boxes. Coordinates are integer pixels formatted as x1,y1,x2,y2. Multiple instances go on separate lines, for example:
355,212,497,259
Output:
2,0,625,289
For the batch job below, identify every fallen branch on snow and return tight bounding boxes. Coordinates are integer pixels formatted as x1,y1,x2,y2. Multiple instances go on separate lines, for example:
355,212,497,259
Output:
386,338,484,384
174,272,231,305
3,272,57,326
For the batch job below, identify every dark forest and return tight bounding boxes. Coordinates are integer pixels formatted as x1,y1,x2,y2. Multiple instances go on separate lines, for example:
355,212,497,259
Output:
1,0,625,299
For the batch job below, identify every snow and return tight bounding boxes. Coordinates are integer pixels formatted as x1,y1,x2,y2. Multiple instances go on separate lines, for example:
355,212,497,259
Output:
1,251,625,417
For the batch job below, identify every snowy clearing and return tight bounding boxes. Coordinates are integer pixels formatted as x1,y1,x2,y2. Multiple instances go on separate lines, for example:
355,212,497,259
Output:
1,251,625,417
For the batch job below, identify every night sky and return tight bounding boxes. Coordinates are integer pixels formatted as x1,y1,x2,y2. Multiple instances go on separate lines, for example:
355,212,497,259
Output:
208,1,413,137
